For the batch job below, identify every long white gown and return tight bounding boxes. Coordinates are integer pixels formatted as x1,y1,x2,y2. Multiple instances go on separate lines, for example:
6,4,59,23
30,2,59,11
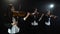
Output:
8,25,20,34
8,17,20,34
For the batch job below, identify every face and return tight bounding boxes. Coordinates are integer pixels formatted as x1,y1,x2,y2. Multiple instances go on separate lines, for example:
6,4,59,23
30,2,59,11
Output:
35,8,37,12
11,7,15,11
47,11,50,15
35,8,37,10
9,4,13,6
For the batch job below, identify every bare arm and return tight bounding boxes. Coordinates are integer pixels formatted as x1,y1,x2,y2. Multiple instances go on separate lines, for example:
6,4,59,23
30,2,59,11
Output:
50,15,57,19
23,12,30,21
38,13,44,21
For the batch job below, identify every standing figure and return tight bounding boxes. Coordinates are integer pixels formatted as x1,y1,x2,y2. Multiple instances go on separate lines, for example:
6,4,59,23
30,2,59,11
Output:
29,8,40,34
31,8,39,26
8,4,20,34
45,11,57,27
44,11,57,34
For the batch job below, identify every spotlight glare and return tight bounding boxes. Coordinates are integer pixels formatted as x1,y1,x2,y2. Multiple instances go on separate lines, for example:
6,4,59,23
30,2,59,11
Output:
49,4,54,8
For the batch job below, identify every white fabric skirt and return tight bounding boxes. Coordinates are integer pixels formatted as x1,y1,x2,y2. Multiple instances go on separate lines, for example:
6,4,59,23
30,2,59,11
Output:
8,25,20,34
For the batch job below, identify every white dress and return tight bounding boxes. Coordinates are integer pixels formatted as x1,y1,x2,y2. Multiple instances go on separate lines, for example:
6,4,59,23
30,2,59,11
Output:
31,20,38,26
45,18,51,26
8,25,20,34
8,17,20,34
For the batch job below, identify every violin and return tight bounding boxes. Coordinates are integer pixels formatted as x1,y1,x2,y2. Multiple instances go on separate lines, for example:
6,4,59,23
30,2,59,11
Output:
12,11,26,17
